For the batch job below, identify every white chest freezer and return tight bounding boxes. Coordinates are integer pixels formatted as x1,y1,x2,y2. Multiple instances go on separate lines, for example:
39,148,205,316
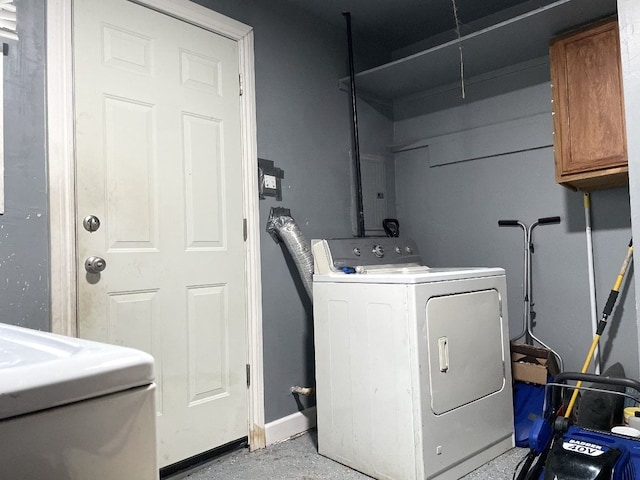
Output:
0,323,158,479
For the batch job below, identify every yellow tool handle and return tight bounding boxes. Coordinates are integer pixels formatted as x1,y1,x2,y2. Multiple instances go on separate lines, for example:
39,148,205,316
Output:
563,241,633,419
614,245,634,291
564,335,601,418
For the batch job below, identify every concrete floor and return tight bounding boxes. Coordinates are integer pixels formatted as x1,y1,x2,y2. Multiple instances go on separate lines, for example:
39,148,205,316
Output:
169,430,528,480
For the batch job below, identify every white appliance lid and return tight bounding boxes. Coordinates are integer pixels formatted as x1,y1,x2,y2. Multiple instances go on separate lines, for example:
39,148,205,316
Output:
0,323,154,420
313,266,505,284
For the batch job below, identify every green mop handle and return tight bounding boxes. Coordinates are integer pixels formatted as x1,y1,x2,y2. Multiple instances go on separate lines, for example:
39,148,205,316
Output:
564,239,633,419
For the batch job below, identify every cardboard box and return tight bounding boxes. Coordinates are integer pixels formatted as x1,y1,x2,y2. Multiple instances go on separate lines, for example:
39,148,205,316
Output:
511,341,560,385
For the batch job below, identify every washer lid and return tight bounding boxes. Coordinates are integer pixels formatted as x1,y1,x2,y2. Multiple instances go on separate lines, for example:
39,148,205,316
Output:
0,323,154,420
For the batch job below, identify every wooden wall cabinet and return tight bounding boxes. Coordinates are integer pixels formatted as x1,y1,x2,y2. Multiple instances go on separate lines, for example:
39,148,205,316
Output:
550,17,628,191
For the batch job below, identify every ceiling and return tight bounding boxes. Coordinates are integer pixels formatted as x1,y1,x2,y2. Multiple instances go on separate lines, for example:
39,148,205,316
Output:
280,0,561,52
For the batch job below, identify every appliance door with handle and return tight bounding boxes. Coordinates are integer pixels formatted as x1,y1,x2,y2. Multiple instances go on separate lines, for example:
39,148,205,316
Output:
426,289,505,414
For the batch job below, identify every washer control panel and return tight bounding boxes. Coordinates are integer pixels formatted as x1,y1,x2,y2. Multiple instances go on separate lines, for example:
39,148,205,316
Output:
312,238,422,274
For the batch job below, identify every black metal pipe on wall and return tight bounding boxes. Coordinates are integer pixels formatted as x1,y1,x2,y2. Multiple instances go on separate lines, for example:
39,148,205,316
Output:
343,12,365,238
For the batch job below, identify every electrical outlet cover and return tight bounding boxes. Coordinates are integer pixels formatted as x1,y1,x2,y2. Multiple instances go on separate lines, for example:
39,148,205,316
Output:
264,174,277,189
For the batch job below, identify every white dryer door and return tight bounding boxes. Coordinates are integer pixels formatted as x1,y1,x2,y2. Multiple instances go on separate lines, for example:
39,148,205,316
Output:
426,289,505,415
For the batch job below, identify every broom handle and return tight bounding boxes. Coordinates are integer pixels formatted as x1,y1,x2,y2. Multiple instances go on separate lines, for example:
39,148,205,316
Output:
564,240,633,418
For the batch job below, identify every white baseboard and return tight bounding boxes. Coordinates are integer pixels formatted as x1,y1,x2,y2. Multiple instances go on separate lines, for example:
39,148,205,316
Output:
265,406,317,446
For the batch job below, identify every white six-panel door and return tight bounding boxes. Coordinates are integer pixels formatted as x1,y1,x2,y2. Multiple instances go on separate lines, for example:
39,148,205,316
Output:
73,0,248,466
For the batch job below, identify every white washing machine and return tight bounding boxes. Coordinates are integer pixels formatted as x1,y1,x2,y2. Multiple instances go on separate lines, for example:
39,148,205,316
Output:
0,323,158,479
312,238,514,480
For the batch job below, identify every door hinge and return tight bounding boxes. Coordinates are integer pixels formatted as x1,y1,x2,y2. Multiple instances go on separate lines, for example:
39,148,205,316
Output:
239,73,244,96
246,364,251,388
243,218,248,241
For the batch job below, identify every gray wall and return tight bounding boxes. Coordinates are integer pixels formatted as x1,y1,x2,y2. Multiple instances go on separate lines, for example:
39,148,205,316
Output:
392,80,637,377
619,0,640,377
193,0,391,422
1,0,49,330
7,0,634,427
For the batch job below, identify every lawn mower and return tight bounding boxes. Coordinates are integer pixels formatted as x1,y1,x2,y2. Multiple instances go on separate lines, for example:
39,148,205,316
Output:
515,240,637,480
516,372,640,480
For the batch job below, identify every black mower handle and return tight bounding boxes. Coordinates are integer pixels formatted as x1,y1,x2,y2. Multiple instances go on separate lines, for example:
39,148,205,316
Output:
549,372,640,412
538,216,561,225
554,372,640,394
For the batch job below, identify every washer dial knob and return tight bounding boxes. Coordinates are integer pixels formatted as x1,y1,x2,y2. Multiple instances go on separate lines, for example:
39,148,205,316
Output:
372,244,385,258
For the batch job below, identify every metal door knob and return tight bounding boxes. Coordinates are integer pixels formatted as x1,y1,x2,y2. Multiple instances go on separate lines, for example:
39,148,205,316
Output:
85,256,107,274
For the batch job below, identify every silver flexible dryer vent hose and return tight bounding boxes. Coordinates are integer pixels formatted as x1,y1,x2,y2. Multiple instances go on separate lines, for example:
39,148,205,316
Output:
266,208,313,301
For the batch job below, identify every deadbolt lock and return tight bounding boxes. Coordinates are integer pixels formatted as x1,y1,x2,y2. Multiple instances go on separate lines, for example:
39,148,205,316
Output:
83,215,101,232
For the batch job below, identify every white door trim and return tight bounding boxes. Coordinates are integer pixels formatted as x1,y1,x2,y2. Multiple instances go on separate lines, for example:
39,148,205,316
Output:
46,0,266,450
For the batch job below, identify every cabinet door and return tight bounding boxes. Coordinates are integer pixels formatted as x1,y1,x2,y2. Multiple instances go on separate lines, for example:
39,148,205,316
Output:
550,18,627,191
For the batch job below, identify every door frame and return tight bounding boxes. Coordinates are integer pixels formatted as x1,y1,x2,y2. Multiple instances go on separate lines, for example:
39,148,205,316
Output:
46,0,266,450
